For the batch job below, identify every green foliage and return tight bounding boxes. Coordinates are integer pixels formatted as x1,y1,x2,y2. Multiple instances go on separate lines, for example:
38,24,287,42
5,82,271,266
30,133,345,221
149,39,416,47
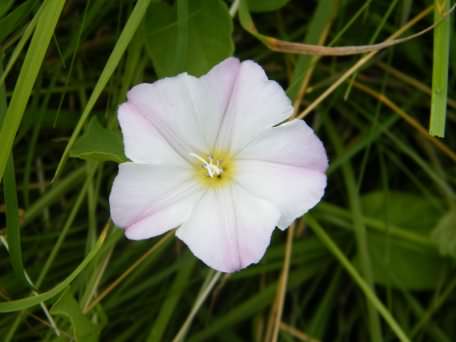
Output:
0,0,37,42
247,0,290,12
147,255,196,341
0,0,65,183
431,207,456,259
0,0,15,17
430,0,451,137
362,192,449,290
361,191,442,235
144,0,234,77
367,234,448,290
53,0,154,181
70,118,126,163
3,155,29,287
51,290,101,342
0,227,107,313
287,0,338,99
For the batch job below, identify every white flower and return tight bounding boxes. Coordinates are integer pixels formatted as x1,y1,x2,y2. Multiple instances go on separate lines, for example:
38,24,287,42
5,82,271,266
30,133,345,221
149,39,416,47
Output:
109,58,328,273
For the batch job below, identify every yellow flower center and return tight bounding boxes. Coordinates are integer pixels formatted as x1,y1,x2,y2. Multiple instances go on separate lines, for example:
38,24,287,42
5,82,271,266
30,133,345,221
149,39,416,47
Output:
189,150,235,188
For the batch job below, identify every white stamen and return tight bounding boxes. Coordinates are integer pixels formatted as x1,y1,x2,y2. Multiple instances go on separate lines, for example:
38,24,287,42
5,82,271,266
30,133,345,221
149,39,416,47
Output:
189,153,223,178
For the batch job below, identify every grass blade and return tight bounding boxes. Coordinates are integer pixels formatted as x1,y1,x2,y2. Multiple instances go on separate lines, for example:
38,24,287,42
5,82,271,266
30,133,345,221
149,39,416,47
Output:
3,155,28,287
52,0,154,181
324,113,382,342
0,0,65,184
173,270,222,341
0,222,110,313
306,216,410,342
429,0,451,137
147,256,196,341
0,5,38,84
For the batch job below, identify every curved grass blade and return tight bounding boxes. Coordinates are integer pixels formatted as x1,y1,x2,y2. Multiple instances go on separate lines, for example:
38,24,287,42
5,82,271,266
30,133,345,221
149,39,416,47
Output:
295,6,433,118
238,0,455,56
0,222,110,313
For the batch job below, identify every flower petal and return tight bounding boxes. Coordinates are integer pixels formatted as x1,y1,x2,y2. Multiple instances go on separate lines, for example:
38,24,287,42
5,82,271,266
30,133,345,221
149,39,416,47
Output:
235,120,327,229
215,60,293,153
126,74,206,160
125,58,238,158
237,120,328,172
176,185,280,273
109,163,202,239
118,103,186,165
235,160,327,229
187,57,241,149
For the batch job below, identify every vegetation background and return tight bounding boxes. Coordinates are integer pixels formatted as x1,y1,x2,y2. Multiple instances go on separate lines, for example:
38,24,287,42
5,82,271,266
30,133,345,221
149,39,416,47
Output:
0,0,455,341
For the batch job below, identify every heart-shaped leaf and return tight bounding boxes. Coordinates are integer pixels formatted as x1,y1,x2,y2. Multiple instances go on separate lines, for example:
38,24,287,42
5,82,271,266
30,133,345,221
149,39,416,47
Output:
431,207,456,259
362,191,449,290
51,290,101,342
144,0,234,77
70,117,126,163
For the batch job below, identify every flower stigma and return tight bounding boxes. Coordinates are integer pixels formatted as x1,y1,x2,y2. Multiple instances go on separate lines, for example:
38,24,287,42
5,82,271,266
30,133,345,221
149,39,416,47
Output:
189,151,234,188
189,152,223,178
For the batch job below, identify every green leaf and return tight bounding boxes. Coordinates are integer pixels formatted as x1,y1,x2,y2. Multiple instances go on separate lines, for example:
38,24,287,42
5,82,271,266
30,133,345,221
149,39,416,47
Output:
0,0,37,42
51,290,101,342
144,0,233,77
0,0,14,18
247,0,290,13
69,117,126,163
431,207,456,259
361,191,442,234
366,233,448,290
362,191,449,290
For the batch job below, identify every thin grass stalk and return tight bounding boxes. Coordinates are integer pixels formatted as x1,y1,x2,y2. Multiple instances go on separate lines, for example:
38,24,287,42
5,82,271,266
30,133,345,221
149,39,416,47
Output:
430,0,451,136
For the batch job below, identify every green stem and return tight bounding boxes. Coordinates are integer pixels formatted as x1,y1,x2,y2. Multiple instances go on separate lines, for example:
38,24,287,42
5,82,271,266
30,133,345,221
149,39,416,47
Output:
306,216,410,342
430,0,451,137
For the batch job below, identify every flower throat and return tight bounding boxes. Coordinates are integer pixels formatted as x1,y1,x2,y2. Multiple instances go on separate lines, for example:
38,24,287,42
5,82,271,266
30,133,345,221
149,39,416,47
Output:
189,153,223,178
189,150,235,188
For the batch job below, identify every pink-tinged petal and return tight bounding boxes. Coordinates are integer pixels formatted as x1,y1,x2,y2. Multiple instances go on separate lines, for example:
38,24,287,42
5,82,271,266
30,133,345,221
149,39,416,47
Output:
188,57,240,149
126,75,203,161
176,186,280,273
125,191,203,240
109,163,202,239
237,120,328,172
215,60,293,153
235,160,327,229
118,103,186,165
126,58,241,156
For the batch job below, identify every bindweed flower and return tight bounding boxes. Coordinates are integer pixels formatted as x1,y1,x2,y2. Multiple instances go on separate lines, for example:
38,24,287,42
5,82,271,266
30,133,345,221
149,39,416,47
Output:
109,58,328,273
